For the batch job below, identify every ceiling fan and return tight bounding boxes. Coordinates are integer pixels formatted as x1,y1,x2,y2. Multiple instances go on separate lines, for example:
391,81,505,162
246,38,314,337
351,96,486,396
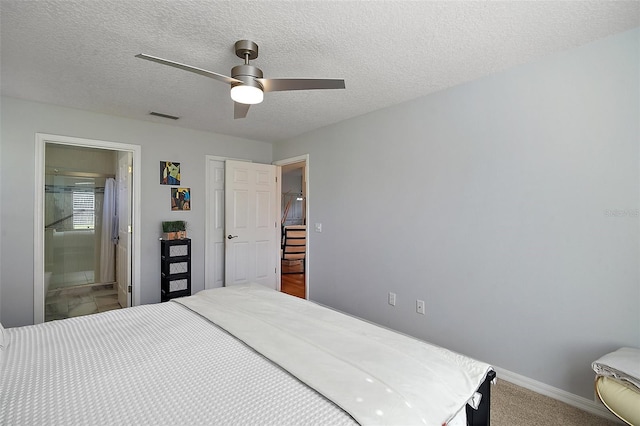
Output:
136,40,346,119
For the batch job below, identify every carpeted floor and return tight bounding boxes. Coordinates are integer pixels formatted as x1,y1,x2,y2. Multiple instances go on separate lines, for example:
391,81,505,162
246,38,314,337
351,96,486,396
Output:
491,379,620,425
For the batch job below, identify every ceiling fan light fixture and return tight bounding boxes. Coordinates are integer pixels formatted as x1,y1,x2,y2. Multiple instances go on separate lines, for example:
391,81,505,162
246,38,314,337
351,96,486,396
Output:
136,40,345,119
230,83,263,105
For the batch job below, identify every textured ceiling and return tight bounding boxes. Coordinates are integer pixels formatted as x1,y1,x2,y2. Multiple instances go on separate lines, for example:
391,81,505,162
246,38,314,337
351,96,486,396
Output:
1,1,639,143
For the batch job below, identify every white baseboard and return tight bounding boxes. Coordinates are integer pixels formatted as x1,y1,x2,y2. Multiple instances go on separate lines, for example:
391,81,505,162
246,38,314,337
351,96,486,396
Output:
492,366,624,424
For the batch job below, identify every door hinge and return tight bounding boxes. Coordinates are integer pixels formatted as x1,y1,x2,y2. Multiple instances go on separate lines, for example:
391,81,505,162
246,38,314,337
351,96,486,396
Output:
275,176,278,182
128,225,132,233
128,285,132,293
128,165,132,174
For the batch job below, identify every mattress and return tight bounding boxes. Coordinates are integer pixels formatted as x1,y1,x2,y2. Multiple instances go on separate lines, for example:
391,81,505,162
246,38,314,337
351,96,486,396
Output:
1,284,491,425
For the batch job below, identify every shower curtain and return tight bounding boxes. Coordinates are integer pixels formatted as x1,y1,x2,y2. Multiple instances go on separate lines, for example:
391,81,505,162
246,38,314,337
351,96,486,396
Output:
99,178,117,283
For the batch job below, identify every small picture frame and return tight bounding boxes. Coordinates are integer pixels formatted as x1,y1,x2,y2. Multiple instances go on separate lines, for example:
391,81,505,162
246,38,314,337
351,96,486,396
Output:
160,161,180,185
171,187,191,211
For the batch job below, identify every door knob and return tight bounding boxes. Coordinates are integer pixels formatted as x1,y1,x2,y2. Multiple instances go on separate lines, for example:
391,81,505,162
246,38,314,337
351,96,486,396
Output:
227,234,238,239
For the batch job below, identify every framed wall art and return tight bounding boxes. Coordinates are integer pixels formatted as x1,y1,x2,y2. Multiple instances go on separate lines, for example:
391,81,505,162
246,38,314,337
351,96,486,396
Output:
171,187,191,211
160,161,180,185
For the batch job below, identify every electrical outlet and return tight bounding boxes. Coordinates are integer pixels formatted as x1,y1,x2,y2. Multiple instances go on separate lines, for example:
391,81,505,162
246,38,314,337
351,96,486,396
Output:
416,299,425,315
388,292,396,306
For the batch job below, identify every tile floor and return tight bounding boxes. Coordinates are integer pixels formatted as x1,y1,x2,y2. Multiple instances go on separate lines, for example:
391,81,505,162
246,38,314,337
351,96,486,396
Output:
45,283,121,322
48,270,95,290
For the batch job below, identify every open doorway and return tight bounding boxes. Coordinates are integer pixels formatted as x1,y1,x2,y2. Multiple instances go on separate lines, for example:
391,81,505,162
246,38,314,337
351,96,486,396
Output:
203,155,307,297
34,134,141,324
276,156,309,299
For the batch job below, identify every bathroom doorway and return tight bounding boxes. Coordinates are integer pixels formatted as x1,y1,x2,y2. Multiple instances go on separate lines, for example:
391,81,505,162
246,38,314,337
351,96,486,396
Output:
44,145,121,320
34,133,141,324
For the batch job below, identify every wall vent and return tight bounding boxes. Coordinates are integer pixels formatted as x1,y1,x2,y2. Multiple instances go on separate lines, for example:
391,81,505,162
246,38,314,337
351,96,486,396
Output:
149,111,180,120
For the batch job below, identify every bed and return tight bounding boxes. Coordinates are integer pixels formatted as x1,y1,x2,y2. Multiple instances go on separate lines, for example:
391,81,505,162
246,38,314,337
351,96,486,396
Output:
1,284,495,426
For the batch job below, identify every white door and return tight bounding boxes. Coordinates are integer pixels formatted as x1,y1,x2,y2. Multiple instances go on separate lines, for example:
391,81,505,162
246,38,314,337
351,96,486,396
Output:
116,152,132,307
225,160,280,289
205,159,226,289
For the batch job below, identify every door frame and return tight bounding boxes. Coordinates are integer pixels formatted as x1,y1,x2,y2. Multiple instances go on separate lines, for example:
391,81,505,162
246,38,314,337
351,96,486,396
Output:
34,133,142,324
273,154,310,299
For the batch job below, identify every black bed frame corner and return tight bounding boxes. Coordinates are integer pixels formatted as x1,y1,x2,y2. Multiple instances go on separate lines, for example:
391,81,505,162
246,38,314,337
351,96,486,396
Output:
466,369,496,426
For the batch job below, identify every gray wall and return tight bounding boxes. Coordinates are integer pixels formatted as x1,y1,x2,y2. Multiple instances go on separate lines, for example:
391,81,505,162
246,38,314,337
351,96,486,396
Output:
0,97,272,327
274,29,639,399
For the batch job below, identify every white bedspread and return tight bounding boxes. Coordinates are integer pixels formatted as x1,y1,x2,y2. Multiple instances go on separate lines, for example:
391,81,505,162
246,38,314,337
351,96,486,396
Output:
177,284,493,426
0,301,356,426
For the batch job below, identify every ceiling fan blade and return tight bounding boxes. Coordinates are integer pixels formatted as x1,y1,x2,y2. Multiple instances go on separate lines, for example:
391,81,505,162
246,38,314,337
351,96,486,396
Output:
234,102,250,119
257,78,345,93
136,54,241,85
